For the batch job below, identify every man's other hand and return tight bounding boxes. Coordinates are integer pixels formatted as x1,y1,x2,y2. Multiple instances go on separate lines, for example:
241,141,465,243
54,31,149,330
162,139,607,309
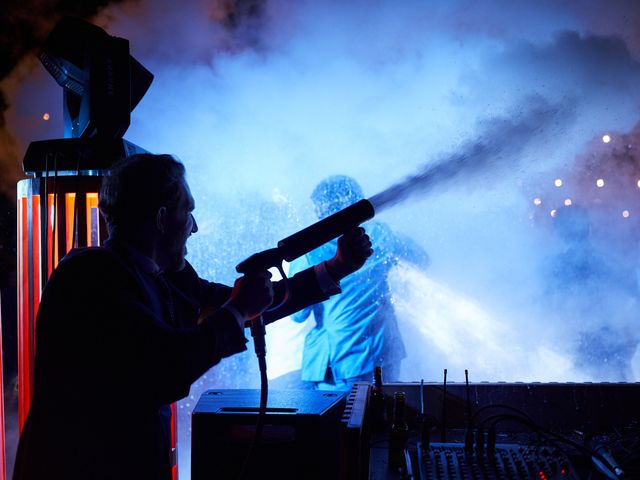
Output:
226,271,274,321
326,227,373,281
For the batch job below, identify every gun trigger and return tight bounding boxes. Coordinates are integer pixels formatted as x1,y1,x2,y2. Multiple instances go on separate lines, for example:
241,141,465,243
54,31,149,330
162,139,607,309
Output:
276,263,288,281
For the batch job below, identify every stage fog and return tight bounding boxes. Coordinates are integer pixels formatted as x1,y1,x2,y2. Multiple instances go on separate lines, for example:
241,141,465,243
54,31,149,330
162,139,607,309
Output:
4,1,640,477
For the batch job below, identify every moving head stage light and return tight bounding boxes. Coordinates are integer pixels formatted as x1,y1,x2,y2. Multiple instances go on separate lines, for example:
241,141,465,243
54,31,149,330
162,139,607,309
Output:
23,17,152,175
40,16,153,140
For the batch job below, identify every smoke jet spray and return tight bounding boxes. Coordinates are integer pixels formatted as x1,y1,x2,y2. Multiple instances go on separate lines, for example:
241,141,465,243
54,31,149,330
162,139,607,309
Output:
369,97,574,213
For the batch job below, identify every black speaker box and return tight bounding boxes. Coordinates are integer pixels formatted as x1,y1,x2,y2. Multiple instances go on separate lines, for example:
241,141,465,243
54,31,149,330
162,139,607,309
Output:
191,389,346,480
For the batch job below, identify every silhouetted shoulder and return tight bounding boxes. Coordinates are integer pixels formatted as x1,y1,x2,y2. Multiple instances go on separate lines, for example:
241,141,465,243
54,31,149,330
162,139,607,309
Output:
46,247,138,295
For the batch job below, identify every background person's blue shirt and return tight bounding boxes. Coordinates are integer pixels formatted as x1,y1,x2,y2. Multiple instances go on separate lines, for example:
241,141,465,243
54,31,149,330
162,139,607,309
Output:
290,220,428,382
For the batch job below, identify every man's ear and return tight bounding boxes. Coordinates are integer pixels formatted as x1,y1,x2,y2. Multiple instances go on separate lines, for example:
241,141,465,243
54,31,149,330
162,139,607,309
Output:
156,206,167,234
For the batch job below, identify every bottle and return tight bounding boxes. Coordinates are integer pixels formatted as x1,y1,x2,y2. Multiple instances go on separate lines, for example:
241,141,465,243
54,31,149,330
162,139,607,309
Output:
369,366,386,432
388,391,409,472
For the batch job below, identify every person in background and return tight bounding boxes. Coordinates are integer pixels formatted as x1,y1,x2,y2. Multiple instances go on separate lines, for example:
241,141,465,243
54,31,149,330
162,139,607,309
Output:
13,155,372,480
543,205,638,381
290,175,429,391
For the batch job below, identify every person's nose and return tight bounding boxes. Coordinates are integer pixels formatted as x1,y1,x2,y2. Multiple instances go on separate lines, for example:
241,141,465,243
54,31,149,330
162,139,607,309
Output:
191,214,198,234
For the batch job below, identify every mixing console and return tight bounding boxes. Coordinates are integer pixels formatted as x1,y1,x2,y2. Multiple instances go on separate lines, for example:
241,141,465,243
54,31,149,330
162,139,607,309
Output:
417,443,577,480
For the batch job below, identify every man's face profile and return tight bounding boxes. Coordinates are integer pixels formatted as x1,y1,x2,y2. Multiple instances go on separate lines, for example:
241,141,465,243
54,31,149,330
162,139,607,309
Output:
158,179,198,271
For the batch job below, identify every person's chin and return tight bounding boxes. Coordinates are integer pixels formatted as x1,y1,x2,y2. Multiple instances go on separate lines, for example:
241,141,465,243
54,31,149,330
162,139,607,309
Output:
175,257,187,271
167,255,187,272
173,246,188,270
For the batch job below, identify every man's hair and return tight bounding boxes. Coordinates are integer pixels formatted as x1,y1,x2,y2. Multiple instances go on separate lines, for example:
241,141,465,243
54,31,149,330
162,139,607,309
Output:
99,154,186,235
311,175,364,218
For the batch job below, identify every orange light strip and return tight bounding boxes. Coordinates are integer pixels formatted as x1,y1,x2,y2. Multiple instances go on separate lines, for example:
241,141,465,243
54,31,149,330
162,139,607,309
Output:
32,194,42,315
47,194,56,277
30,195,41,427
0,298,6,480
65,193,76,253
86,193,99,247
171,402,178,480
53,192,60,269
18,196,29,431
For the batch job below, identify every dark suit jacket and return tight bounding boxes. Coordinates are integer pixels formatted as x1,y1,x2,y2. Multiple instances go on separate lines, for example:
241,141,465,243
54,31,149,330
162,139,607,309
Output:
14,242,329,480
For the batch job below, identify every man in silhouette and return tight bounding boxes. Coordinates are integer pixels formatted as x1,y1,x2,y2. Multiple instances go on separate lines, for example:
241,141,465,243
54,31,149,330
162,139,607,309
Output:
14,154,372,479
